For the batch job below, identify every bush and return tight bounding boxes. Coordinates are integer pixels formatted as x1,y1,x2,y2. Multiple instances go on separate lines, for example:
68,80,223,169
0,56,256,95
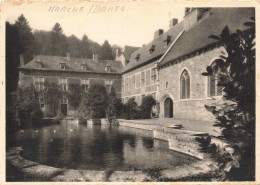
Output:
106,87,124,123
43,82,62,117
199,18,255,181
140,95,156,119
17,85,43,126
124,98,142,120
79,84,108,119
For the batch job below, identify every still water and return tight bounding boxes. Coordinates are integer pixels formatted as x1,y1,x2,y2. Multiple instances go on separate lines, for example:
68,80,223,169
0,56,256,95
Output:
12,122,197,171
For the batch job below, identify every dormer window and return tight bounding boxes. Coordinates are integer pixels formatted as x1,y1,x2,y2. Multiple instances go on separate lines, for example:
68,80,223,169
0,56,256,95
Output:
81,64,87,70
105,64,111,72
164,35,171,45
135,54,140,61
35,57,42,68
60,63,66,70
149,45,155,54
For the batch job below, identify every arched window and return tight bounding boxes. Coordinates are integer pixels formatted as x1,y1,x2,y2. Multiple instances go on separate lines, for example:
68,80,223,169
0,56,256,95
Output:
208,59,222,96
180,69,190,99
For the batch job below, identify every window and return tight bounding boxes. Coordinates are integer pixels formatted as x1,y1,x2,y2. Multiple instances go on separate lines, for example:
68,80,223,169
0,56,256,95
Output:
151,68,157,84
149,45,155,54
38,97,45,110
132,75,136,89
164,35,171,46
141,94,145,100
208,60,222,96
81,65,87,70
122,83,124,93
81,79,89,92
152,92,156,99
34,77,44,91
60,63,66,70
105,80,113,93
180,69,190,99
135,54,140,61
125,77,129,91
59,78,68,91
146,70,150,85
61,97,68,104
141,71,145,86
165,81,169,89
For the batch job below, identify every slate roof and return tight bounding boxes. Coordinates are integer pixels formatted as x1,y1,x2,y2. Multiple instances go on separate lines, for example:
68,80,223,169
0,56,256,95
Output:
19,55,124,74
123,45,139,61
159,8,255,66
122,20,184,73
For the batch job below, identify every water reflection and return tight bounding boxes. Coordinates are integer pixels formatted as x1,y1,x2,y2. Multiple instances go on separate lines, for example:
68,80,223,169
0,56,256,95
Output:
12,122,197,170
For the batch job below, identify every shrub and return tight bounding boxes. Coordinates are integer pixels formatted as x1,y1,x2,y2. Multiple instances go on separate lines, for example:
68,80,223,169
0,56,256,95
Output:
79,84,108,119
106,87,124,123
199,18,255,181
124,98,142,120
68,83,82,112
140,95,156,119
43,82,62,117
17,84,43,126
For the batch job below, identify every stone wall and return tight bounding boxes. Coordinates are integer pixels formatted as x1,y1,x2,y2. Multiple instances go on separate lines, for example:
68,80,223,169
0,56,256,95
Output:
121,60,158,105
19,70,121,117
158,46,226,121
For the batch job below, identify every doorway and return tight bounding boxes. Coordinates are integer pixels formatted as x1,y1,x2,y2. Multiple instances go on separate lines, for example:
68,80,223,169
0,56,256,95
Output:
164,98,173,118
61,104,67,116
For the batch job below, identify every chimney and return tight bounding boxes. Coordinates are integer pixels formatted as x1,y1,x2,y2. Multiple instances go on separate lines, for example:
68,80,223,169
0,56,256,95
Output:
169,18,178,28
66,52,70,60
183,8,209,31
93,53,98,62
20,54,24,66
184,7,191,16
154,29,164,38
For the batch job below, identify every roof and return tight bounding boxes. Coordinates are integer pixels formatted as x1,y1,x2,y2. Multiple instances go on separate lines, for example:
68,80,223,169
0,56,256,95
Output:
123,45,139,61
19,55,124,74
159,8,255,66
122,20,184,73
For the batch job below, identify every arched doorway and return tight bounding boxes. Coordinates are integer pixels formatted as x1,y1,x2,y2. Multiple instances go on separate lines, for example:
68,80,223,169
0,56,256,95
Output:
164,98,173,118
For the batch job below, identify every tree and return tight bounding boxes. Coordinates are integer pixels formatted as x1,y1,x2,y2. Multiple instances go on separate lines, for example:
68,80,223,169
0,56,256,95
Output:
140,95,156,119
99,40,114,60
6,22,21,93
33,30,52,55
80,84,108,119
43,82,62,117
106,87,124,123
79,34,92,58
50,23,68,56
68,83,82,112
17,84,43,124
124,98,141,120
14,14,36,63
67,35,81,58
199,17,255,181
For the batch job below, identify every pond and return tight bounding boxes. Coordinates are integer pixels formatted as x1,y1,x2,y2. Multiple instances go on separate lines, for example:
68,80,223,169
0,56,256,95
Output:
11,121,198,171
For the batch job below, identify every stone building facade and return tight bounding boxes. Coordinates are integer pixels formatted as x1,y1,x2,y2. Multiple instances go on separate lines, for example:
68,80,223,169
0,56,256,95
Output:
119,7,254,121
17,8,254,121
18,54,122,117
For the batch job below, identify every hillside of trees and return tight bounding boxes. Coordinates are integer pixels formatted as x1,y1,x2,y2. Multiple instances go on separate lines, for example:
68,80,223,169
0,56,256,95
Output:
6,14,122,93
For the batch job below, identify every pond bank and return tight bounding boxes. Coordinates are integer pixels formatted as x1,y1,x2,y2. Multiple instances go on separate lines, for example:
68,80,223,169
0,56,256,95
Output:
7,147,217,182
118,119,209,159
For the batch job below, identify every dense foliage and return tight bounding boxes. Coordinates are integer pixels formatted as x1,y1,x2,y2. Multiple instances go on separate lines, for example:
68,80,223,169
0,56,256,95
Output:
106,87,124,123
140,95,156,119
198,17,255,181
79,84,108,119
43,82,62,117
6,14,121,96
68,83,82,112
17,85,43,123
